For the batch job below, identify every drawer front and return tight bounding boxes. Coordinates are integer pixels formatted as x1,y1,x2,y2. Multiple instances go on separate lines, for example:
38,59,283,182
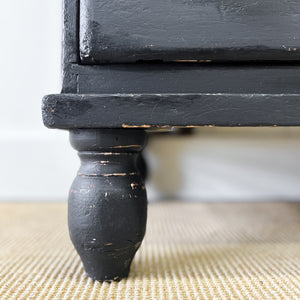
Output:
80,0,300,63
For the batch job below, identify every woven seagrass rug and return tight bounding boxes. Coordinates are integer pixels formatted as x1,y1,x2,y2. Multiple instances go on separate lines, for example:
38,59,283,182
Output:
1,202,300,299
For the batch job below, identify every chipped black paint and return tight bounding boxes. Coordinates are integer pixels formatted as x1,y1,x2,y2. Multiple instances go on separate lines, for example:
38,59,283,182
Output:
69,129,148,281
42,0,300,283
43,93,300,128
80,0,300,63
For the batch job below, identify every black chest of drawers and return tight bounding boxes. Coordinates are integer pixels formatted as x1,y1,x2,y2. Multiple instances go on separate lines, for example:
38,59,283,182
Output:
42,0,300,281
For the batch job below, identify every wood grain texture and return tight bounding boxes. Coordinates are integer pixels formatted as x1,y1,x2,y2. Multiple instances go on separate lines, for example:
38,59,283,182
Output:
42,93,300,129
80,0,300,63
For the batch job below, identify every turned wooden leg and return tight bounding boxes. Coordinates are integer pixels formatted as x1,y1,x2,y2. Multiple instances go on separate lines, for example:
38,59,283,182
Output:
68,129,148,282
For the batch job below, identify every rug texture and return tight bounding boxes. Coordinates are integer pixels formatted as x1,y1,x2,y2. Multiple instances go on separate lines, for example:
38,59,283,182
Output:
1,202,300,299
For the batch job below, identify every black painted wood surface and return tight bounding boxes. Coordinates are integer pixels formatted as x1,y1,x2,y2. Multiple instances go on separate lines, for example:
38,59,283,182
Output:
74,64,300,94
43,0,300,284
80,0,300,63
43,93,300,129
69,129,148,281
62,0,79,92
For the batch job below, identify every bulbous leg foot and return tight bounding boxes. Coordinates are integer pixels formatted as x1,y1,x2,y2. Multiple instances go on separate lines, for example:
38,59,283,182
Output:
68,129,148,281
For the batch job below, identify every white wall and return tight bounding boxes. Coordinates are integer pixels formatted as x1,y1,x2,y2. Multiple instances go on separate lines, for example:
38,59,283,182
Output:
1,1,300,202
146,128,300,202
0,1,78,200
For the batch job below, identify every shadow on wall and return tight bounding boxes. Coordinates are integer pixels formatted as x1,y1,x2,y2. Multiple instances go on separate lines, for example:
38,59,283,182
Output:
145,127,300,202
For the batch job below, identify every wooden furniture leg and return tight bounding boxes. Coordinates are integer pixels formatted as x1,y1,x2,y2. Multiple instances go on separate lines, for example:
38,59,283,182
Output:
42,0,300,283
68,129,148,281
